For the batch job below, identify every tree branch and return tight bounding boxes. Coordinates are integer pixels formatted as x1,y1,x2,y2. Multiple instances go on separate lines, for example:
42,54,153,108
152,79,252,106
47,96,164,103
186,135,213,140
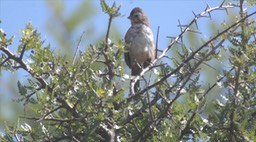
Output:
0,46,48,89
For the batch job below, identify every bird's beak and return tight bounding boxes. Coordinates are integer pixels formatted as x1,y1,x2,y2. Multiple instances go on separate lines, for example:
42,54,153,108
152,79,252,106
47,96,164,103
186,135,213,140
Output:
127,16,131,19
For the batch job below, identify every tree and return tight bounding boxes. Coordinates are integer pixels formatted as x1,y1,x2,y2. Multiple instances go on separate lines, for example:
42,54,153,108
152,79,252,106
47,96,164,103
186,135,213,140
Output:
0,0,256,141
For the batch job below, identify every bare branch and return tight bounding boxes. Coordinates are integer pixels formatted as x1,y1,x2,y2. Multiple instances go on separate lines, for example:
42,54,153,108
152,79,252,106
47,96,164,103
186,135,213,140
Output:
155,26,160,59
134,10,256,95
104,13,113,52
72,31,85,65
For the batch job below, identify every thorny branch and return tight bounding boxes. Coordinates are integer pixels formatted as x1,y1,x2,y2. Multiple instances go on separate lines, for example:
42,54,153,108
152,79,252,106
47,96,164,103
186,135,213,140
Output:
129,4,238,96
127,3,256,140
0,46,48,89
131,10,256,97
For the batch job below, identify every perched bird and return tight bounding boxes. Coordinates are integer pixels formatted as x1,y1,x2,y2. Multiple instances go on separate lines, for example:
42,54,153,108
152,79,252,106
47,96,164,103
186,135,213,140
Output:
124,7,155,93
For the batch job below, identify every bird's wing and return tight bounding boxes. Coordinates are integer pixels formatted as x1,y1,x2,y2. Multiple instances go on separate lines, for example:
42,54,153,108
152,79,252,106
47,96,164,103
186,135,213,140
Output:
124,28,135,69
124,51,131,68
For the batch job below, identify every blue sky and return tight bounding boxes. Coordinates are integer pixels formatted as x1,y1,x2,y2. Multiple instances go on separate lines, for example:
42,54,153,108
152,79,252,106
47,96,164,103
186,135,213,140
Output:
0,0,226,50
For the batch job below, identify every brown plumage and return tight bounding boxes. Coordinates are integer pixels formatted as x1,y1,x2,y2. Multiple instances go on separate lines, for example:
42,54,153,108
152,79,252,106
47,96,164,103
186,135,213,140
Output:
124,7,155,93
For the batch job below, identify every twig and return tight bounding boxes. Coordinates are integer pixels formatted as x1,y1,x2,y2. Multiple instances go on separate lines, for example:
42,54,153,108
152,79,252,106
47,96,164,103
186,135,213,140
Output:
104,14,113,51
0,57,9,67
37,106,62,122
124,94,160,124
19,42,27,59
72,32,85,65
20,115,75,122
0,47,47,89
13,133,20,142
155,26,160,59
179,110,197,139
137,10,256,95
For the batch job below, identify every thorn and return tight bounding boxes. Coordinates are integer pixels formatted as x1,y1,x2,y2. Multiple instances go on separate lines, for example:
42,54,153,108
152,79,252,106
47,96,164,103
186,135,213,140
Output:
166,36,176,39
224,8,229,15
204,4,209,11
205,1,211,9
202,14,211,19
178,19,183,32
177,24,189,28
178,19,181,25
187,29,202,34
220,0,225,7
177,20,188,27
176,39,183,45
208,12,212,20
194,19,199,30
189,47,194,53
192,11,197,18
180,36,183,44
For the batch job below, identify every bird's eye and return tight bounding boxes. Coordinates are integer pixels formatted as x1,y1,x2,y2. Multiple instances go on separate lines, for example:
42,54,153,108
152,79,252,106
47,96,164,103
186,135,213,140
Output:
134,14,139,18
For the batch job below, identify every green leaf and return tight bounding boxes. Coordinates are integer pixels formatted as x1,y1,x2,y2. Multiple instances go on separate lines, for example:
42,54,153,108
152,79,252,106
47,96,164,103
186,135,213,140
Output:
17,81,27,96
100,0,111,14
100,0,121,17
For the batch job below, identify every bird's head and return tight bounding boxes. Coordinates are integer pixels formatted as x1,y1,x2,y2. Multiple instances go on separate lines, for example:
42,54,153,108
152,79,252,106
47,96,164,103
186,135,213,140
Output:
128,7,149,26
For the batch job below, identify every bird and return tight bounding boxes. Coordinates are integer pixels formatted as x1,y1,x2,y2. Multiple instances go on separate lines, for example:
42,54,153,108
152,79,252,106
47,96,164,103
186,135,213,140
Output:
124,7,155,93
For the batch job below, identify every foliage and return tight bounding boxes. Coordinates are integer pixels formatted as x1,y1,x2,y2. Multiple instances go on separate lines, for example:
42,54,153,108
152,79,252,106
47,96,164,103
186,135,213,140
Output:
0,0,256,141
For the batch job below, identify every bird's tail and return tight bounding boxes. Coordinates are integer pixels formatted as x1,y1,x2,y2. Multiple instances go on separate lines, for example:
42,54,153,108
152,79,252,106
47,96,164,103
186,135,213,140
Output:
131,67,142,93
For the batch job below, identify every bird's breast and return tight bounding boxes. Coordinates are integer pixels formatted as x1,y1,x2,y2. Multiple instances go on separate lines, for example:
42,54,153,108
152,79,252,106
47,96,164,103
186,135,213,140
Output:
128,24,154,65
